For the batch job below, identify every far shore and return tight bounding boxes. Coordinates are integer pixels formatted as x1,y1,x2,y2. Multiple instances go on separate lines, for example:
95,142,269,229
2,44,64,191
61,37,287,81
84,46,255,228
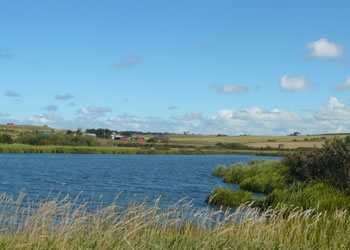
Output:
0,143,285,156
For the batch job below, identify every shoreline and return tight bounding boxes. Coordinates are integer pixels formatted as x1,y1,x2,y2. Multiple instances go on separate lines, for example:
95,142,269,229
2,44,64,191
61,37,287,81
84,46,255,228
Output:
0,144,286,156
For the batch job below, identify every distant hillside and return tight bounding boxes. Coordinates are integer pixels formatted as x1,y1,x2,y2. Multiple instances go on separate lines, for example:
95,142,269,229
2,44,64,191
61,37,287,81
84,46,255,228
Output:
0,124,62,137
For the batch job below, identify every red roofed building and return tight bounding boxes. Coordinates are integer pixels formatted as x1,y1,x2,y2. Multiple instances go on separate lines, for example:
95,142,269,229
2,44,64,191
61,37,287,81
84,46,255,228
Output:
154,136,170,142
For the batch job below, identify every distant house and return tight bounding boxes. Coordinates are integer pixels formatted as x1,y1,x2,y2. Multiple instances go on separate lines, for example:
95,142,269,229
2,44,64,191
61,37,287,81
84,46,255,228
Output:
112,135,129,141
131,137,145,141
7,123,14,126
154,136,170,142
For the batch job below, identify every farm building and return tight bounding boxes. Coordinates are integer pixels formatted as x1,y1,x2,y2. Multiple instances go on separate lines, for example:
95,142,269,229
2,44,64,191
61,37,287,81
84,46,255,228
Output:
7,123,14,126
154,136,170,142
112,135,129,141
130,137,145,141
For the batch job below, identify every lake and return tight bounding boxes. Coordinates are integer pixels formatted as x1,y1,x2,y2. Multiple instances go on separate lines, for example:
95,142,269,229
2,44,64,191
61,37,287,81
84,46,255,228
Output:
0,154,281,211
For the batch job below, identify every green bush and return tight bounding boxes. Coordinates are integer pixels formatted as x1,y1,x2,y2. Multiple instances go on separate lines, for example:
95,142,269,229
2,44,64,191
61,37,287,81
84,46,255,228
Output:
0,134,13,144
15,134,100,147
147,137,157,143
215,142,250,150
284,137,350,191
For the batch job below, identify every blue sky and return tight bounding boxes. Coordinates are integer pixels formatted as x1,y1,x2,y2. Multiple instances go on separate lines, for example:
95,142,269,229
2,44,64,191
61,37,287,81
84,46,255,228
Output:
1,0,350,135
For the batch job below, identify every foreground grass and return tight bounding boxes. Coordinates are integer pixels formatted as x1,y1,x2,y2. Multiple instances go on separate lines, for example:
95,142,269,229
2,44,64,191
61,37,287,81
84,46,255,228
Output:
1,193,350,249
209,159,350,213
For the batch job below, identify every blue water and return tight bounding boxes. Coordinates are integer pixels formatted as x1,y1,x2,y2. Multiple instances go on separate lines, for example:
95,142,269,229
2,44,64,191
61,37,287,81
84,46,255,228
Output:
0,154,281,211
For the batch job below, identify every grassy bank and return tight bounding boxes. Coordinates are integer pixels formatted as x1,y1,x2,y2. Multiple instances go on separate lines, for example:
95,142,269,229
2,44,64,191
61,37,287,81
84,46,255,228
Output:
0,143,285,156
208,137,350,215
209,159,350,213
0,193,350,249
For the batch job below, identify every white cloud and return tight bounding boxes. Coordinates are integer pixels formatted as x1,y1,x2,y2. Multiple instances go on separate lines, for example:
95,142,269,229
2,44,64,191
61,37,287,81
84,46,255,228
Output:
168,106,178,110
279,74,310,91
45,105,58,111
78,106,112,117
211,84,247,94
174,111,202,121
206,107,301,135
335,77,350,91
5,90,21,97
0,49,13,60
28,112,63,125
55,93,74,101
307,38,344,58
112,56,142,70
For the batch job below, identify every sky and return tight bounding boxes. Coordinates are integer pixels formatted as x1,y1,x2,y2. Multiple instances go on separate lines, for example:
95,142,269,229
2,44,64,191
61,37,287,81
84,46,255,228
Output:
1,0,350,135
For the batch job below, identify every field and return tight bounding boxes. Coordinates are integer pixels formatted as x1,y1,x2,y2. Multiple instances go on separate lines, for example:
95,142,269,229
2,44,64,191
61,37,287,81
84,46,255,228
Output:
166,133,349,149
1,124,349,155
0,124,63,136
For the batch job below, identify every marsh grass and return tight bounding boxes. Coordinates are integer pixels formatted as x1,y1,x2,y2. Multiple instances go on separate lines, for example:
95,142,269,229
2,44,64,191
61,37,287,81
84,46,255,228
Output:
207,188,254,206
213,160,288,193
0,193,350,249
211,160,350,213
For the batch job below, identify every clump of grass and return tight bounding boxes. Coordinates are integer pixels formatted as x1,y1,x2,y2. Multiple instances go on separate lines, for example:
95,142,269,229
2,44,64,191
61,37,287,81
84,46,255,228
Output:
260,182,350,213
212,164,228,177
213,160,287,193
211,159,350,213
1,192,350,248
207,188,254,206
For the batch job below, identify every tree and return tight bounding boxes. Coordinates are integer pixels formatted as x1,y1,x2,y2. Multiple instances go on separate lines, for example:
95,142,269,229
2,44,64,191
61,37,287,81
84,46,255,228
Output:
0,134,13,144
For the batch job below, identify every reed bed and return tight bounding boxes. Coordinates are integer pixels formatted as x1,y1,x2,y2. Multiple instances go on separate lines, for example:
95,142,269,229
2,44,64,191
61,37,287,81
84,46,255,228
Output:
0,193,349,249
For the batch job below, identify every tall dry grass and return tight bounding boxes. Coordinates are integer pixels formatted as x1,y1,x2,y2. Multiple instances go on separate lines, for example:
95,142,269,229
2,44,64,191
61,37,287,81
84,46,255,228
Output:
0,192,349,249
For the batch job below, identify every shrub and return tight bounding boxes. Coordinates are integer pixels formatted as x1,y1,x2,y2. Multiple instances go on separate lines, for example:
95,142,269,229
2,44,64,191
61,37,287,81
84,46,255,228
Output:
215,143,250,150
15,134,100,147
147,137,157,143
0,134,13,144
284,137,350,192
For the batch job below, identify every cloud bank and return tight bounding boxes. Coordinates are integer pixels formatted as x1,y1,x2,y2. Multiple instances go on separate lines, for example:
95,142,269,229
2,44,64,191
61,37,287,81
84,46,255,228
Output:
6,97,349,136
